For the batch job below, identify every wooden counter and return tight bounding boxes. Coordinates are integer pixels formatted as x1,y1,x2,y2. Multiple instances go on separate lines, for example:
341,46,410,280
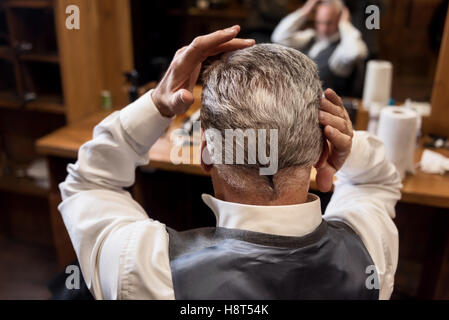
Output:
37,87,449,209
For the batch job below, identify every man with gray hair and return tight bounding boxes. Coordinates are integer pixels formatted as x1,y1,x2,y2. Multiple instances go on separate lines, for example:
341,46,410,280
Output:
58,26,401,300
272,0,368,95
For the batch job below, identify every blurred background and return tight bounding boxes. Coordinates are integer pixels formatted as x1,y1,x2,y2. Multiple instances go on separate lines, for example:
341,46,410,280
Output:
1,0,449,300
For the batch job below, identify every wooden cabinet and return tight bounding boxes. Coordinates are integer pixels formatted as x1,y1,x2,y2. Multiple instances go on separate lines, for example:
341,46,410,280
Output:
0,0,133,165
0,0,134,250
378,0,444,101
428,7,449,138
0,0,133,120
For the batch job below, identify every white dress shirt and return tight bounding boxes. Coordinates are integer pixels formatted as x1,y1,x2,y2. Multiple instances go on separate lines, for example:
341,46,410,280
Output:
59,90,402,300
271,7,369,77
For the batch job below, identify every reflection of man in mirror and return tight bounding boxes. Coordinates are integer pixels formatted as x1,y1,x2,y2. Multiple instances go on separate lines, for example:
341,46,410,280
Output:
271,0,368,96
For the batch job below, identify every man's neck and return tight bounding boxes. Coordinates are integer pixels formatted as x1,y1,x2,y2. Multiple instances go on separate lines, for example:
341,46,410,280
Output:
211,167,312,206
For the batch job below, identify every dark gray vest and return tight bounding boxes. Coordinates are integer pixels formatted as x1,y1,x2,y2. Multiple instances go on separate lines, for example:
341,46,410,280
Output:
167,220,379,300
303,37,351,95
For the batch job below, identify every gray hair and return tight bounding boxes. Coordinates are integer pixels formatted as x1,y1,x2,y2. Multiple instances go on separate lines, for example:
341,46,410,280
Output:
319,0,344,14
201,43,323,195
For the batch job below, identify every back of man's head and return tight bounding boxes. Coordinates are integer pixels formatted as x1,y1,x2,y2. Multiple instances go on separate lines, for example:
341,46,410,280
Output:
201,43,323,197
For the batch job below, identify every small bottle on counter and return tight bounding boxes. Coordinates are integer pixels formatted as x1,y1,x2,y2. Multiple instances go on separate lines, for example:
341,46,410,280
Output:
101,90,112,110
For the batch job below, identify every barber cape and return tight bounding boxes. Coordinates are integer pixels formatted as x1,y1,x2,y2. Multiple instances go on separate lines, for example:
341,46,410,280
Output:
167,220,378,300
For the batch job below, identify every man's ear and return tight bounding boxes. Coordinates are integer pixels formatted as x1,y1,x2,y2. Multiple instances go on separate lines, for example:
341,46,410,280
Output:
200,131,213,173
314,140,329,169
314,140,335,192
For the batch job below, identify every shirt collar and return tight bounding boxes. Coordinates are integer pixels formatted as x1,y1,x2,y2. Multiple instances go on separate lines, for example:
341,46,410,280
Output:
201,193,322,237
315,32,340,44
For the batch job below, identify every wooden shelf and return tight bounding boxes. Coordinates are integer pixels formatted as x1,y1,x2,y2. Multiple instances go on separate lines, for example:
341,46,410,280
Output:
19,52,59,63
26,94,65,114
0,45,14,59
4,0,53,9
0,172,49,198
0,32,8,42
0,90,22,108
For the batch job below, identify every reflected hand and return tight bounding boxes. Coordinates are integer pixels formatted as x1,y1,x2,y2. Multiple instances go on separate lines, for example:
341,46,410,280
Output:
340,7,351,23
304,0,321,13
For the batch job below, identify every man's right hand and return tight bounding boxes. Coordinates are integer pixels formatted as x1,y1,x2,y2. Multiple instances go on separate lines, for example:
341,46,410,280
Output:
303,0,320,13
151,26,255,118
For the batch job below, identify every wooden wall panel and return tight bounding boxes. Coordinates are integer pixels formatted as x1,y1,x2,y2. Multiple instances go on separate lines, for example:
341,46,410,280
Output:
54,0,133,124
378,0,443,101
96,0,134,108
428,8,449,137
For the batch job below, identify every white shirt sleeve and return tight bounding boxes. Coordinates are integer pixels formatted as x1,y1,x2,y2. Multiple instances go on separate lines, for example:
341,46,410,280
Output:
58,90,175,299
323,131,402,300
328,21,369,77
271,7,316,50
59,90,400,300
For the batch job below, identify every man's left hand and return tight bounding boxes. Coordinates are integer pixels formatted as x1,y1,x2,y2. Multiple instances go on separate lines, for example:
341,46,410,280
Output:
315,88,354,192
340,7,351,23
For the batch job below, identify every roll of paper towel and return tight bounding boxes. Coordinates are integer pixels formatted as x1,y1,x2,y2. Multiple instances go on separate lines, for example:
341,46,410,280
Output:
363,60,393,109
377,107,418,179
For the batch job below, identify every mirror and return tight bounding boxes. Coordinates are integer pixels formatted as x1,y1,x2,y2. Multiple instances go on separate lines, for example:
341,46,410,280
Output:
130,0,448,102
